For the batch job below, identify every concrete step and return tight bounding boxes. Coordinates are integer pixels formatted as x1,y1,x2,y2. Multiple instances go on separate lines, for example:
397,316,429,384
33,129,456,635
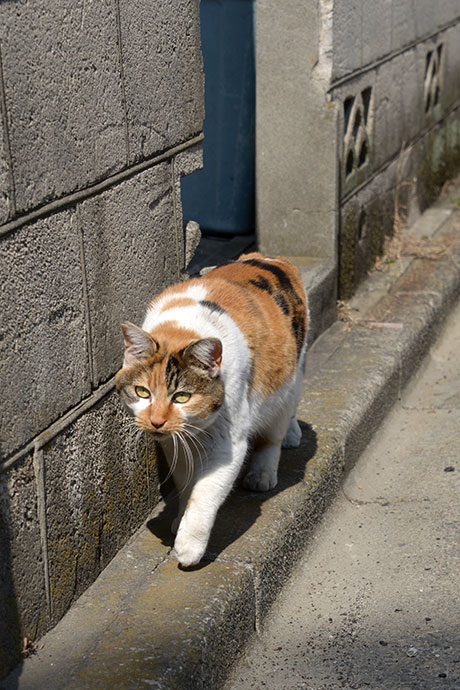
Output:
4,195,460,690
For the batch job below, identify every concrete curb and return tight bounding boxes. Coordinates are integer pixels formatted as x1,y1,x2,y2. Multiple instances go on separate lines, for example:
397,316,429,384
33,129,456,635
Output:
5,203,460,690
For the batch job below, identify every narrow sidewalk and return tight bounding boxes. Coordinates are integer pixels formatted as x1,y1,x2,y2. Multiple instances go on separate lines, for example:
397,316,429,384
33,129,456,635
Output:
226,290,460,690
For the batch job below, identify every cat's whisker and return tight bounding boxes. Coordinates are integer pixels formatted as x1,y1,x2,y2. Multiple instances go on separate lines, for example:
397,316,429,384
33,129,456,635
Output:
182,425,208,457
181,433,194,493
160,434,178,487
183,422,212,440
182,429,205,483
177,431,194,493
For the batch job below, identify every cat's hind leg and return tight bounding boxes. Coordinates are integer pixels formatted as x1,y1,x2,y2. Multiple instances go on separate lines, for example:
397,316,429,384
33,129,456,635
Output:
282,416,302,448
244,362,305,490
281,347,306,449
243,438,282,492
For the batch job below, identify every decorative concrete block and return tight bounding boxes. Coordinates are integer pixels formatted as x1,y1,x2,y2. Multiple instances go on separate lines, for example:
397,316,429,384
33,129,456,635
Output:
416,38,445,125
42,391,160,625
333,72,375,198
0,210,90,460
0,0,126,214
118,0,204,163
0,456,48,678
79,162,180,386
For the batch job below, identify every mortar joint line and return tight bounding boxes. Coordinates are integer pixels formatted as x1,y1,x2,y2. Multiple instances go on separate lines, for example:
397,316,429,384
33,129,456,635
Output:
0,133,204,239
0,377,116,474
329,15,460,92
76,204,95,387
33,447,52,619
114,0,130,165
0,41,16,216
170,156,182,280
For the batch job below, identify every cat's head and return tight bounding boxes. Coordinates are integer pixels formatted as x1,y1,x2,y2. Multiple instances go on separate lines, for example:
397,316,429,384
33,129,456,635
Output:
115,322,224,440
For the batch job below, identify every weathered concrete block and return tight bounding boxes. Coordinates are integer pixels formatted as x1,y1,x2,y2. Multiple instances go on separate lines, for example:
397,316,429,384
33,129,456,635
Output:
0,0,126,214
339,104,460,298
361,1,392,66
173,143,203,270
79,162,180,386
416,110,460,209
413,0,438,39
436,1,460,28
440,25,460,111
118,0,204,163
340,181,395,299
373,49,422,170
391,0,417,50
42,391,160,625
0,456,48,678
0,210,90,459
332,0,362,81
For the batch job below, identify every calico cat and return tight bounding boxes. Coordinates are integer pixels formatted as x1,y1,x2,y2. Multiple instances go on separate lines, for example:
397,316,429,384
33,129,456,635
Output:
116,252,308,567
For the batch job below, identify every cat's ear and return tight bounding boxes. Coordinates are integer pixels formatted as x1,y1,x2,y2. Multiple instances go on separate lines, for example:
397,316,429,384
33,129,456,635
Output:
182,338,222,377
121,322,159,365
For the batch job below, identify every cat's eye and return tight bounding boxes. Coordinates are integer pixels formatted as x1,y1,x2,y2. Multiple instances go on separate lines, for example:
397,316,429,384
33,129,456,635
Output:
172,392,191,404
135,385,150,399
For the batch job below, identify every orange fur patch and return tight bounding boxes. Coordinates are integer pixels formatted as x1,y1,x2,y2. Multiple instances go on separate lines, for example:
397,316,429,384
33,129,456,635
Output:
200,252,308,396
160,297,196,312
149,320,202,354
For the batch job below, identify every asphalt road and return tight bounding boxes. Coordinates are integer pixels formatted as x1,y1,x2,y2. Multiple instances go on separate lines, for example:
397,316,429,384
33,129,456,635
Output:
225,299,460,690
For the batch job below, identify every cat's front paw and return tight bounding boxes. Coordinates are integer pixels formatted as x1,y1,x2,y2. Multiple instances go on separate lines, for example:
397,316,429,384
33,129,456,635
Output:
243,470,277,492
173,530,207,568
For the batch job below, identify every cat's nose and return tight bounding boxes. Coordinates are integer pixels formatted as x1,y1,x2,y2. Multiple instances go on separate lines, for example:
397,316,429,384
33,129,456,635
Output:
151,418,166,429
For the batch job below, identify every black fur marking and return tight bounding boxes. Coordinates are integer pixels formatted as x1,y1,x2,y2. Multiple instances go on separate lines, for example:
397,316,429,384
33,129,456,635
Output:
291,312,306,356
199,300,226,315
274,293,290,315
243,259,307,351
249,275,273,294
242,258,303,305
165,355,180,392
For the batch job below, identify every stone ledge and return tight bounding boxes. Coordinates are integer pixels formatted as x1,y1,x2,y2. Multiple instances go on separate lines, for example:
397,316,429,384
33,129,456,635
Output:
4,201,460,689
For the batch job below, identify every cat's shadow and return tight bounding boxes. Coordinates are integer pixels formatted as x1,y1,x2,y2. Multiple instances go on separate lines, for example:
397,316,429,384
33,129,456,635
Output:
146,421,317,570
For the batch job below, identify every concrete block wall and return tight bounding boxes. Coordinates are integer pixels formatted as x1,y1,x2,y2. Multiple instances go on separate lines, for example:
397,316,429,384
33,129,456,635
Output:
333,2,460,296
257,1,460,297
0,0,203,677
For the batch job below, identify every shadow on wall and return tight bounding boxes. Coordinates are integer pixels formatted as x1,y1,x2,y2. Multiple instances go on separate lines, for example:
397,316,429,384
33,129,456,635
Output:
0,478,22,684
